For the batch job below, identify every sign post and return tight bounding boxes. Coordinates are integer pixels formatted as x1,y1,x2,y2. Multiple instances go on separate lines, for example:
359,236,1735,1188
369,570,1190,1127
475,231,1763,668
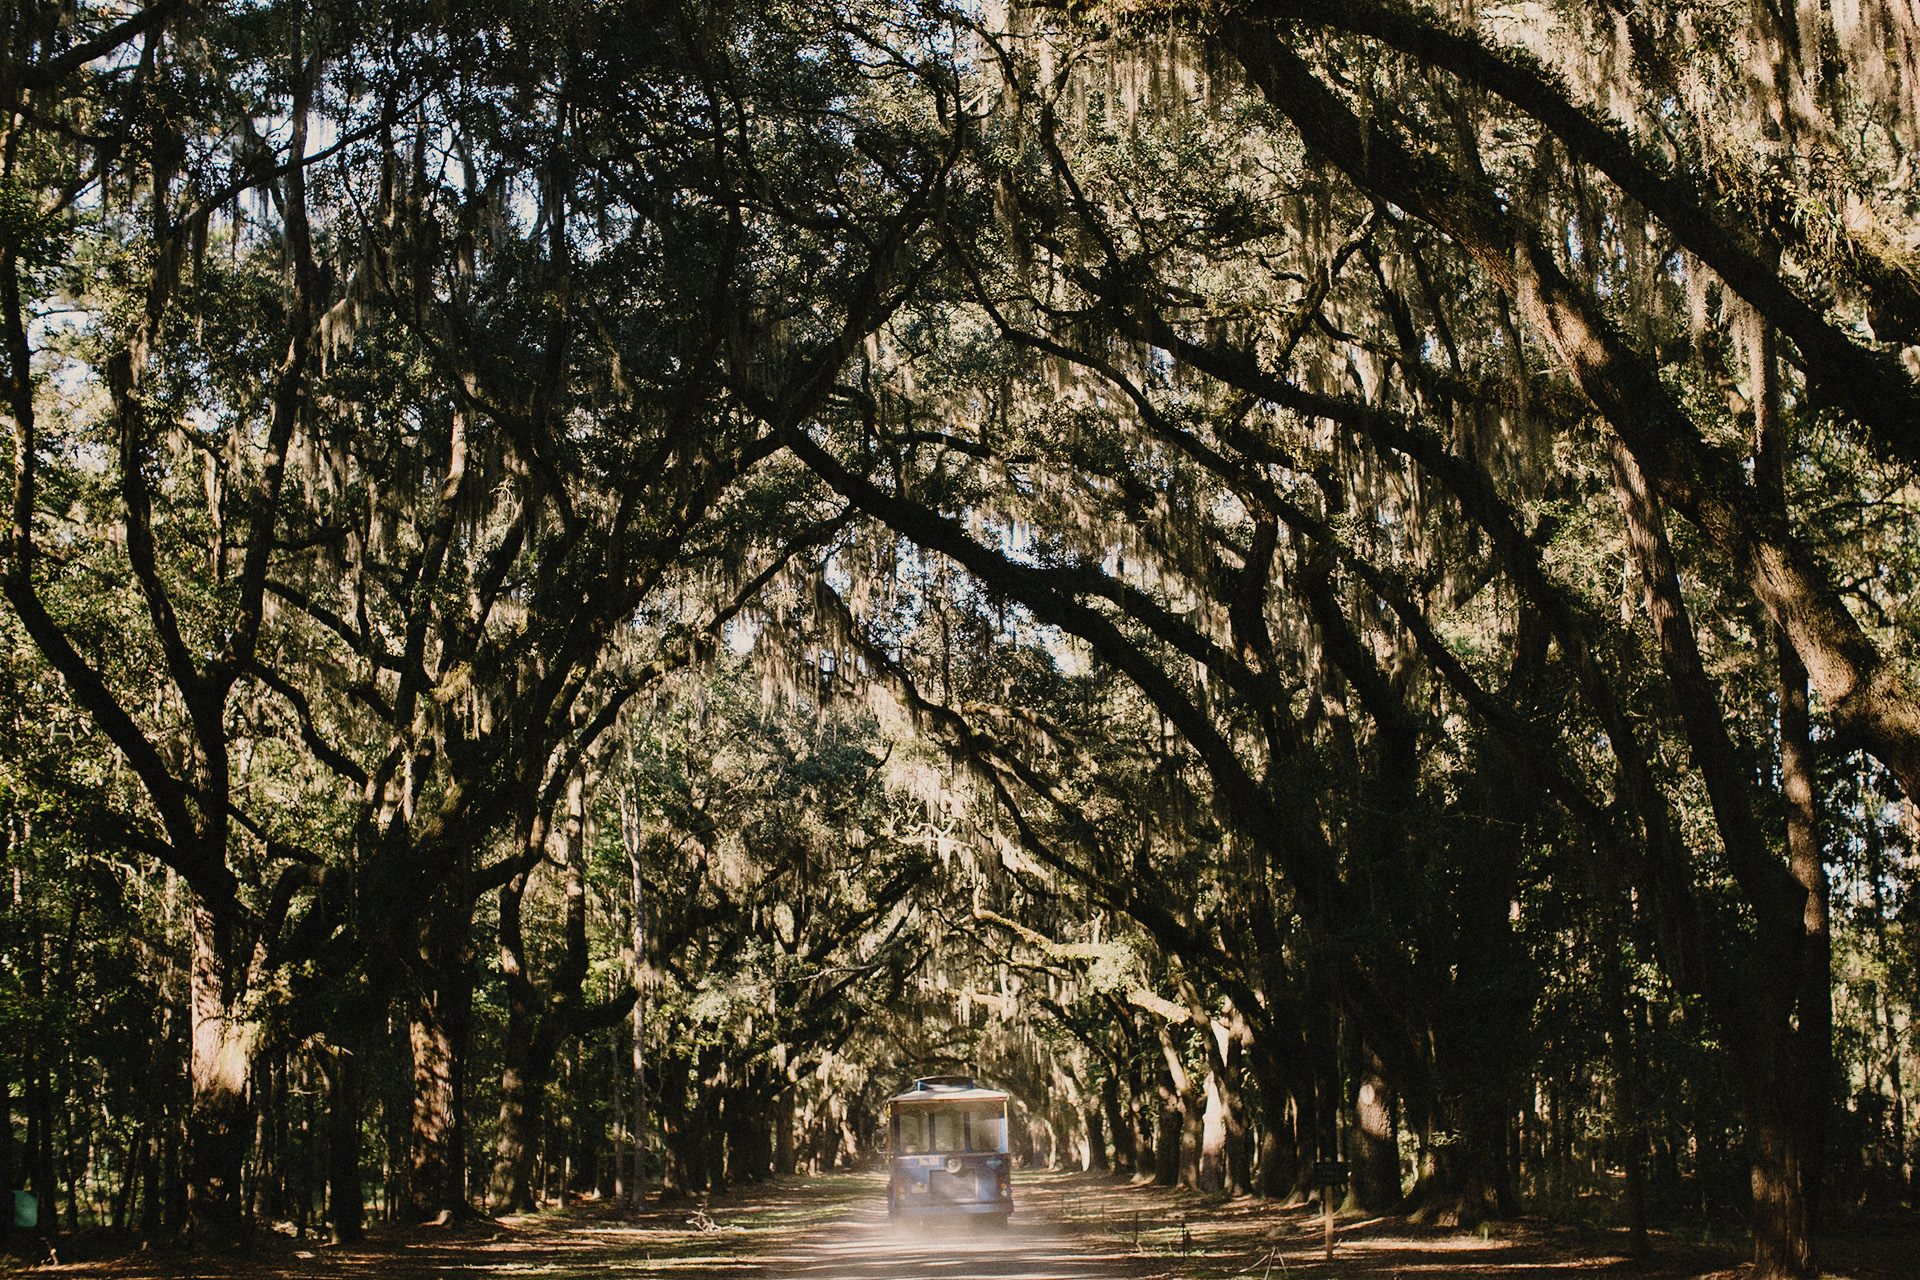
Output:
1313,1162,1348,1262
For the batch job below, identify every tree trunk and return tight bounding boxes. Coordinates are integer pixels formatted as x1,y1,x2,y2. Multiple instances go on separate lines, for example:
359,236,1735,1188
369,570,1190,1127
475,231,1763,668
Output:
1198,1071,1228,1195
1353,1040,1399,1212
774,1090,796,1176
488,995,547,1213
1749,311,1832,1280
406,993,459,1222
491,769,633,1213
625,789,650,1208
1083,1099,1109,1173
1100,1074,1133,1176
316,1043,363,1244
1127,1060,1155,1181
657,1055,699,1198
1153,1058,1182,1187
185,900,252,1248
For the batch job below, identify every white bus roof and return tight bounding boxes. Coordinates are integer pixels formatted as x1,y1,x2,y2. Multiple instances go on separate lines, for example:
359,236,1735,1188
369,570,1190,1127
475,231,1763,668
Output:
886,1076,1009,1105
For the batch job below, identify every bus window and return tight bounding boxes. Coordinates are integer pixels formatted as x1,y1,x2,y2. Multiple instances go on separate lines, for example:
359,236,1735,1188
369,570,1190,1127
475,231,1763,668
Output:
896,1109,928,1154
968,1106,1006,1152
929,1107,963,1152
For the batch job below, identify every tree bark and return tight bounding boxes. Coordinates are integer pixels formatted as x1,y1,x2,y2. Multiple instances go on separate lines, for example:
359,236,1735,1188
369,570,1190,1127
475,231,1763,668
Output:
185,900,253,1247
316,1043,363,1244
487,869,548,1213
623,785,651,1208
1610,426,1828,1277
404,880,474,1225
1153,1056,1183,1187
1749,315,1831,1279
490,771,633,1212
1100,1074,1133,1177
774,1090,796,1177
1353,1040,1399,1212
405,990,461,1222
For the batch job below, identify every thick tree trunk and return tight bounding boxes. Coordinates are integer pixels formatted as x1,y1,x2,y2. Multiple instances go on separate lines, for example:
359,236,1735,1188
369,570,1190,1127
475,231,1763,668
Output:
1198,1073,1228,1195
774,1090,796,1176
317,1043,363,1244
492,770,632,1212
406,992,460,1222
1271,1087,1313,1202
1127,1060,1155,1181
1153,1060,1182,1187
1749,1091,1817,1278
1748,317,1830,1277
1100,1074,1133,1176
488,1002,549,1212
657,1054,700,1198
1353,1041,1399,1211
1421,1102,1511,1226
406,890,474,1225
1221,1032,1253,1197
1083,1099,1109,1173
185,901,252,1248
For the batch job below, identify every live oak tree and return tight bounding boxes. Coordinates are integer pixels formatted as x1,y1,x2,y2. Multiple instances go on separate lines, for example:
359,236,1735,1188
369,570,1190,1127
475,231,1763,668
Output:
2,0,964,1241
768,5,1920,1273
2,1,1916,1271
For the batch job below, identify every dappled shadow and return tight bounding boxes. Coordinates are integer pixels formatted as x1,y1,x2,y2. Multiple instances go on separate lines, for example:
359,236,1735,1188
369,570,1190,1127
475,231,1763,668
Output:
758,1182,1160,1280
18,1169,1915,1280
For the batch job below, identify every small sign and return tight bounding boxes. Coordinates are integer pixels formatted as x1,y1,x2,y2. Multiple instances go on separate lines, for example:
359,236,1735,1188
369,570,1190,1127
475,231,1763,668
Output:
12,1190,36,1230
1313,1161,1349,1184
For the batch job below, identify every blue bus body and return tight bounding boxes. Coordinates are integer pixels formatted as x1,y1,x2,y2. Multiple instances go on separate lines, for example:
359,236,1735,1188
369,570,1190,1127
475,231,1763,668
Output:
885,1077,1013,1224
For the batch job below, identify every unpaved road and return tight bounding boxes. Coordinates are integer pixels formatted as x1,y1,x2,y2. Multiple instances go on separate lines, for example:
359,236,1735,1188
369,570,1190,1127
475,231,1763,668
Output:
13,1169,1916,1280
754,1188,1161,1280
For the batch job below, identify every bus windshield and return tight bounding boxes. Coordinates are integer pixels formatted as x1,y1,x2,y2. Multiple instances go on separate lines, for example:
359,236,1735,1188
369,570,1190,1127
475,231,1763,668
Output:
894,1102,1007,1153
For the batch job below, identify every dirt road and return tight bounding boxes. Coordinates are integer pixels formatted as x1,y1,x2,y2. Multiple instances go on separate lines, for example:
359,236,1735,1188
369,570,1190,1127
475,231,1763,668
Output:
752,1182,1163,1280
15,1169,1915,1280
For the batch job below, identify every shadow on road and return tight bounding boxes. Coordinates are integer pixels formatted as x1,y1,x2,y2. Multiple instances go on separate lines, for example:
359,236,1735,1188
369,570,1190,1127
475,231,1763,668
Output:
756,1177,1166,1280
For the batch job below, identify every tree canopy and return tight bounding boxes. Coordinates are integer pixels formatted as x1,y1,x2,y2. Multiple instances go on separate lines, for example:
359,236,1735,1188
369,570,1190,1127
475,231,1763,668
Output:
2,3,1917,1277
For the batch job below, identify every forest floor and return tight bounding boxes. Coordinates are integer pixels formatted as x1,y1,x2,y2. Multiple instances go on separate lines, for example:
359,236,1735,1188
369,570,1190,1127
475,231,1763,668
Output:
5,1169,1915,1280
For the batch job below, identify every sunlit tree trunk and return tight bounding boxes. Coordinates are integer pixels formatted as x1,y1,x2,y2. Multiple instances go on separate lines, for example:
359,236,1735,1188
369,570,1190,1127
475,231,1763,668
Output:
185,901,254,1246
1100,1074,1133,1177
1081,1095,1109,1173
405,992,460,1222
1198,1073,1228,1195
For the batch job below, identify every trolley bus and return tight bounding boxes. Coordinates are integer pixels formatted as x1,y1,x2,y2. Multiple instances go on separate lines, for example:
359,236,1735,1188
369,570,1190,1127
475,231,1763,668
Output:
884,1076,1013,1226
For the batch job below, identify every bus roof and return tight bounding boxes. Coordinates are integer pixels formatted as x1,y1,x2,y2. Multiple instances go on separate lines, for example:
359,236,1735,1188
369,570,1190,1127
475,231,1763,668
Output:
886,1075,1010,1105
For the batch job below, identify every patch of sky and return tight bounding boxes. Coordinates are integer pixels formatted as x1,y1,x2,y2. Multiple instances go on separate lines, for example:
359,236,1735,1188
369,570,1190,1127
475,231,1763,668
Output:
726,617,760,656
